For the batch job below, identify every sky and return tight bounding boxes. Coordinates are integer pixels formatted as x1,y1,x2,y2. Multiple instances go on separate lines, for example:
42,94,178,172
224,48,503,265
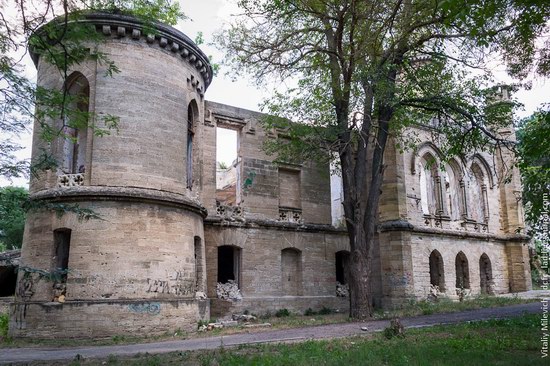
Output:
1,0,548,187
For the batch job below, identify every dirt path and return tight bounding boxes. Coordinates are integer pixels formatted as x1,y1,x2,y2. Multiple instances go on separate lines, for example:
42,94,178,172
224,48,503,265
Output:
0,302,543,364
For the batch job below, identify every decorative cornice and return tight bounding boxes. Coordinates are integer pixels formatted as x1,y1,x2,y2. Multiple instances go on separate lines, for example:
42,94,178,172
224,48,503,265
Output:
30,186,208,218
30,12,213,90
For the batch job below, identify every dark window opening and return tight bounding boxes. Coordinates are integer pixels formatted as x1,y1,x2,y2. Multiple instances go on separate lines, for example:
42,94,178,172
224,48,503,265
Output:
0,265,17,297
194,236,204,292
479,254,493,295
53,229,71,284
335,251,350,285
429,250,445,291
217,245,240,285
455,251,470,289
187,104,195,189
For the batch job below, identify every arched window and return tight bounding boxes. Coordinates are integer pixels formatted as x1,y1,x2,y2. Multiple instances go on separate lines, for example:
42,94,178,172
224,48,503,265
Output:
455,251,470,289
419,153,441,215
479,254,493,295
61,73,89,174
281,248,302,295
429,250,445,291
444,161,465,220
469,163,488,223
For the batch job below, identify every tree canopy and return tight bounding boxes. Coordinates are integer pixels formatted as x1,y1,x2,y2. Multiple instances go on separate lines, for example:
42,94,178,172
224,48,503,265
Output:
517,106,550,231
0,186,28,251
219,0,549,317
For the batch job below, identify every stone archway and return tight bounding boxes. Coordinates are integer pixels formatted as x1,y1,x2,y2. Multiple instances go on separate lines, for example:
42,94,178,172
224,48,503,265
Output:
455,251,470,289
429,250,445,292
479,253,493,295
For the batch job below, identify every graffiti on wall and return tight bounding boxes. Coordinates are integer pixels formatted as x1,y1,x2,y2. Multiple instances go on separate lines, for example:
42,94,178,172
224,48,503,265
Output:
146,270,195,296
128,302,161,315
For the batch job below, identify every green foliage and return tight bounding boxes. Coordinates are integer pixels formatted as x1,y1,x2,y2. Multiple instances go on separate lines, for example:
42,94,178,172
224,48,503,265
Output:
0,312,8,340
304,308,316,316
275,308,290,317
530,238,550,286
318,306,334,315
517,107,550,231
0,186,28,250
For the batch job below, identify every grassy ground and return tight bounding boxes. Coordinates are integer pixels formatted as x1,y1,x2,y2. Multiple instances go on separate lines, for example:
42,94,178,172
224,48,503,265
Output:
29,313,545,365
0,295,538,349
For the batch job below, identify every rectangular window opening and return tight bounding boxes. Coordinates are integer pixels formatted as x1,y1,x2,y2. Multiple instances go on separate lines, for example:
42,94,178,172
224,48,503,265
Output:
216,127,239,206
53,229,71,287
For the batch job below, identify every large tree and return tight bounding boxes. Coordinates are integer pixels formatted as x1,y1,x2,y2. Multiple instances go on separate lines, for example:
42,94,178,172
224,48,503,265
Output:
219,0,548,318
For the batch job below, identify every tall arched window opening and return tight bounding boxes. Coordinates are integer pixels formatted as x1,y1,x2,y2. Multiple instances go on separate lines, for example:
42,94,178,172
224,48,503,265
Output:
429,250,445,291
61,73,89,175
419,154,442,215
444,162,464,220
479,254,493,295
469,164,488,223
186,104,195,189
455,251,470,289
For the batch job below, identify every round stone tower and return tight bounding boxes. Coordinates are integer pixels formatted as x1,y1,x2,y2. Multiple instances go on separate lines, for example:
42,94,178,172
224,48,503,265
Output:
10,12,212,338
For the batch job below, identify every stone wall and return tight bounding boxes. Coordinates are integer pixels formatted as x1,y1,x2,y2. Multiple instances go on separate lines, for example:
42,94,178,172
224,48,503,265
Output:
10,299,207,338
204,221,350,314
211,296,349,318
202,102,332,225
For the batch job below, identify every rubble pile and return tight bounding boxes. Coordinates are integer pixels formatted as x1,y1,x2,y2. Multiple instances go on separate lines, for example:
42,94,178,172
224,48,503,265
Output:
336,282,349,297
427,284,441,301
232,314,257,322
216,280,242,300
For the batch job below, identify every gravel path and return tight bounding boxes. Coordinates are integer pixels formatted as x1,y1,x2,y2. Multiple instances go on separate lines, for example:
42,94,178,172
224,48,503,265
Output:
0,301,543,364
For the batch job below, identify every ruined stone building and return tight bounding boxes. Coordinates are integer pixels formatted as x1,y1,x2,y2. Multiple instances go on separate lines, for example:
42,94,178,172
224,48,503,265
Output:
7,13,531,338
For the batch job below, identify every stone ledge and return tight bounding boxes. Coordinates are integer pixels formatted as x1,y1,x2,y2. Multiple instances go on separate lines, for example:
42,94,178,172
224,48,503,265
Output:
205,216,348,234
30,186,208,217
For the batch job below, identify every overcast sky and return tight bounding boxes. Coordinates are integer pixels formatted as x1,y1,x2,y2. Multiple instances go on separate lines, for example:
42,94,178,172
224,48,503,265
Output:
1,0,548,187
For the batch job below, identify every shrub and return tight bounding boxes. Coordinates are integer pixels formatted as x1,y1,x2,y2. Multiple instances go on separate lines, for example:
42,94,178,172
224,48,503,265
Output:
383,318,405,339
0,312,8,339
319,306,334,315
275,308,290,317
304,308,317,316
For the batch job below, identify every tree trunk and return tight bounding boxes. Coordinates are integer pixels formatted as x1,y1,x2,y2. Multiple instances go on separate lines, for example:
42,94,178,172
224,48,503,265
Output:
349,244,372,318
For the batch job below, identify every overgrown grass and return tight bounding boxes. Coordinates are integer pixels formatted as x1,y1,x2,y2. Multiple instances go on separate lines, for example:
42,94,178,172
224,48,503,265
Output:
55,313,544,365
373,294,536,319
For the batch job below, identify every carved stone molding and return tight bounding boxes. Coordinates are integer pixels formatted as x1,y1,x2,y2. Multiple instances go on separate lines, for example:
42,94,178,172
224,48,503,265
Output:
30,12,213,90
